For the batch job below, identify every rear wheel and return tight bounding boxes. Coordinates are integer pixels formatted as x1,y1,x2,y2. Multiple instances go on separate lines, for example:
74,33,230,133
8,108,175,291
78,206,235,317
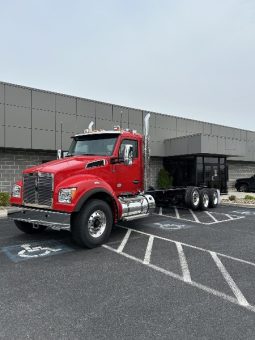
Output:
185,187,200,210
71,199,113,248
14,220,47,234
208,189,219,208
199,189,210,211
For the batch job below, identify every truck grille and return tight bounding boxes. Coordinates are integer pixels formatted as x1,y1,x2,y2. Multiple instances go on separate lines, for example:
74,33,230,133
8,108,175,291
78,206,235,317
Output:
23,172,53,208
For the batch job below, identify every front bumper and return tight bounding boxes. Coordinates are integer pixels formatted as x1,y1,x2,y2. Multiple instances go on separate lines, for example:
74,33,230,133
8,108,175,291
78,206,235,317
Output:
8,207,71,230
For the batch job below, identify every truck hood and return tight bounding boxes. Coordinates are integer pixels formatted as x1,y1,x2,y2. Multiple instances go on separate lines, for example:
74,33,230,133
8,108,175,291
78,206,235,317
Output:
236,177,250,182
23,156,109,185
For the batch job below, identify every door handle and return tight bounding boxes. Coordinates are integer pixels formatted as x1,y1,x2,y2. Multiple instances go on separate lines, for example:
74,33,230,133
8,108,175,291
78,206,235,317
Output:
133,180,140,184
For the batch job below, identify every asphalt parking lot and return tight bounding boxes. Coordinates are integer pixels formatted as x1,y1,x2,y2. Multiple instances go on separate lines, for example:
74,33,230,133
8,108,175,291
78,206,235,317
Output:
1,205,255,339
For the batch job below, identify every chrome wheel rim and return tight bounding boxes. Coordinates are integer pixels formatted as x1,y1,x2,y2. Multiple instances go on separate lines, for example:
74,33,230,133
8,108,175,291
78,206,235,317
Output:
88,210,107,238
203,193,209,208
192,190,200,206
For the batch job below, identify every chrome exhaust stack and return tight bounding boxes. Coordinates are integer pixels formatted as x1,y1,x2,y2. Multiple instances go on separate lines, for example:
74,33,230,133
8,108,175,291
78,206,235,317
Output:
143,113,150,192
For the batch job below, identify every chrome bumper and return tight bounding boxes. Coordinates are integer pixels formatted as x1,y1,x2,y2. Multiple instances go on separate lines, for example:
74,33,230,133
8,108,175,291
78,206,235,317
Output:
8,207,71,230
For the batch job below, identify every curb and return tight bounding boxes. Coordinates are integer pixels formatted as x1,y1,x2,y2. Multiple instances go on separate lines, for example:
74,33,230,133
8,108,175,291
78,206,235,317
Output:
221,202,255,209
0,208,7,218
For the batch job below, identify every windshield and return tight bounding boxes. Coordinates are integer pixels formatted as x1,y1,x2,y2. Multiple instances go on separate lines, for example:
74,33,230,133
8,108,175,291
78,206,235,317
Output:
68,134,118,156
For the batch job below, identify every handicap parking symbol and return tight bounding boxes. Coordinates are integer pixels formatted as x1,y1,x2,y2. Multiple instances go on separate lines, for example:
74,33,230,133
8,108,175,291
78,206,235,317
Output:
3,240,74,262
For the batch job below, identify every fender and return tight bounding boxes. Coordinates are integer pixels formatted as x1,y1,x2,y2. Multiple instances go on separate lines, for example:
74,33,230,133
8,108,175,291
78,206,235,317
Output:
53,174,122,218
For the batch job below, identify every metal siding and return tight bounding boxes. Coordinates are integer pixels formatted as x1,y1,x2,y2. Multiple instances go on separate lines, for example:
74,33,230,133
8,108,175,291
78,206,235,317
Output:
151,141,165,157
202,122,211,135
129,109,143,127
247,131,255,141
156,115,176,129
0,104,4,125
0,84,4,103
56,131,73,150
32,91,55,111
32,109,55,131
56,113,76,133
5,126,31,148
5,85,31,107
77,99,95,117
76,115,94,133
0,125,4,146
113,106,128,123
32,129,55,150
5,105,31,128
96,118,114,130
95,102,112,120
56,95,76,114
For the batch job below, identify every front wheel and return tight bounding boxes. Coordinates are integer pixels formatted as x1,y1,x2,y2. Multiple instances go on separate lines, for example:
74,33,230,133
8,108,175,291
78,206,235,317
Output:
239,184,248,192
71,199,113,248
14,221,47,234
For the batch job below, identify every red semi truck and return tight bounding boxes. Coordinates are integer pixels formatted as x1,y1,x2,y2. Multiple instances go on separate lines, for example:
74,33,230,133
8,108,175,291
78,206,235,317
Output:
8,114,220,248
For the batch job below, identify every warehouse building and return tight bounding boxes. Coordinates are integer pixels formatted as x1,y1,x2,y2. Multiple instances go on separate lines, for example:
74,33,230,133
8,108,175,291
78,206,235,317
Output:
0,81,255,193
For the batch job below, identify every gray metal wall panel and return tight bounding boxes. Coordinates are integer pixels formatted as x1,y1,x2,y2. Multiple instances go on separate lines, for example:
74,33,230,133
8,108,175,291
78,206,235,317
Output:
96,118,116,130
32,129,55,150
32,91,55,111
113,106,128,124
0,84,4,103
5,85,31,107
247,131,255,141
0,104,4,125
202,123,211,135
56,131,72,150
77,99,95,117
56,95,76,114
156,115,176,130
96,103,112,120
32,109,55,131
151,141,165,157
56,113,76,133
129,109,143,127
5,105,31,128
0,125,4,146
5,126,31,148
240,130,247,141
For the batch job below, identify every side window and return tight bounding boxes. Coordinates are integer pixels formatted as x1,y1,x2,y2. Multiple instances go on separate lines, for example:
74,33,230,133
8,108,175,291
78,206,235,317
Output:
119,139,138,159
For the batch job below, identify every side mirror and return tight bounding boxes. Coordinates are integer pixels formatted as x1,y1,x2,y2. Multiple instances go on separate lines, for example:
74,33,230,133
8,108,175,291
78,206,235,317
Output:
57,150,68,159
123,144,134,166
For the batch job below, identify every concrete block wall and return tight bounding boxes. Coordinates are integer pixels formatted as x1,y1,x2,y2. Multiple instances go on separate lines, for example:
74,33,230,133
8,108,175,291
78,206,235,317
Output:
149,157,164,188
228,161,255,189
0,148,56,192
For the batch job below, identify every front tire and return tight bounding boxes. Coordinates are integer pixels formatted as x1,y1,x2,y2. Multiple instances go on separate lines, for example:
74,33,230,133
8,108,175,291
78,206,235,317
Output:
71,199,113,248
239,184,248,192
14,221,47,234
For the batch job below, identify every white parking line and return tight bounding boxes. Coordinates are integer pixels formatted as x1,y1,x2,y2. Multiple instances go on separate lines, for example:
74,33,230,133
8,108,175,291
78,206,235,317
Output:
103,226,255,312
144,235,154,264
117,229,131,253
176,242,191,282
189,209,200,223
210,251,249,307
174,207,180,219
205,211,219,223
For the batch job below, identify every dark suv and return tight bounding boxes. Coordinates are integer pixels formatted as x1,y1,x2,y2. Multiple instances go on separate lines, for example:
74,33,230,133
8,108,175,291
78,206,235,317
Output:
235,175,255,192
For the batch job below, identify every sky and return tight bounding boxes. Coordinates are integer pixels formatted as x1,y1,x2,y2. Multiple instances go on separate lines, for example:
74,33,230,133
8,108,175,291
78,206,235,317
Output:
0,0,254,130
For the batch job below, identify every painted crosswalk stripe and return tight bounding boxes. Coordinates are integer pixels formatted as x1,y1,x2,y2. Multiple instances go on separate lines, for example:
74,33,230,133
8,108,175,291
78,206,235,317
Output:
174,207,180,219
189,209,200,223
205,211,219,223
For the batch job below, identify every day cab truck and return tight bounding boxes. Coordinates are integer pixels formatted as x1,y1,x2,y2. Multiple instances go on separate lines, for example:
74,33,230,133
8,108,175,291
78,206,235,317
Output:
8,114,220,248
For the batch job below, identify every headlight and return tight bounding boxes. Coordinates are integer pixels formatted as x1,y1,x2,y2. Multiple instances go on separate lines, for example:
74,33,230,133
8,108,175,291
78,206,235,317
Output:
12,184,21,198
58,188,77,204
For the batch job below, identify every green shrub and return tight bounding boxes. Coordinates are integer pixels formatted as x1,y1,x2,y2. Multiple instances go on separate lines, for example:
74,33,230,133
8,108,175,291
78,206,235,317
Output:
229,195,236,201
244,195,255,201
157,168,173,189
0,192,10,206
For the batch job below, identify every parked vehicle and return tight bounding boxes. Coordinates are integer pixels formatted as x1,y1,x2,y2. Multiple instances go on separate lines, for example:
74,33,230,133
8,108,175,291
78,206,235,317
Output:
8,114,220,248
235,175,255,192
